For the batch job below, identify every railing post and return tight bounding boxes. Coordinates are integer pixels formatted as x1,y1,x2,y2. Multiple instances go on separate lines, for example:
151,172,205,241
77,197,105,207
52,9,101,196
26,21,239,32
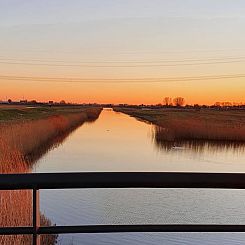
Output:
33,188,40,245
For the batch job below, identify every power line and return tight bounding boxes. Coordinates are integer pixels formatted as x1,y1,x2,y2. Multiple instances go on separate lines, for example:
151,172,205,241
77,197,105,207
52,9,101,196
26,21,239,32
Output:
0,47,244,56
1,56,245,63
0,60,245,67
0,74,244,83
0,56,245,67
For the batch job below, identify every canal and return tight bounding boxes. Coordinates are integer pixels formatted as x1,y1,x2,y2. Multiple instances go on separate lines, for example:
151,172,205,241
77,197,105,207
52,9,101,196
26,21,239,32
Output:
32,108,245,244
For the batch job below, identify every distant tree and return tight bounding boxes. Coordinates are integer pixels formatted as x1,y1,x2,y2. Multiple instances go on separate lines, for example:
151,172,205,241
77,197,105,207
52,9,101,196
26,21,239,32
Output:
214,102,221,107
194,104,201,110
218,102,232,107
60,100,66,105
224,102,232,107
163,97,172,106
173,97,185,107
8,99,12,104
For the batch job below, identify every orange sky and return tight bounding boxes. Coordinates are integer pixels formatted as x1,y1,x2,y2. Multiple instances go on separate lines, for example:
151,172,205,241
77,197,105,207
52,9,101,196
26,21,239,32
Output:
0,1,245,105
1,78,244,105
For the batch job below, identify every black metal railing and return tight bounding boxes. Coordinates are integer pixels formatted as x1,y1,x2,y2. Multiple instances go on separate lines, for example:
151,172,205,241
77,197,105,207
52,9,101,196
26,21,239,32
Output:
1,172,245,245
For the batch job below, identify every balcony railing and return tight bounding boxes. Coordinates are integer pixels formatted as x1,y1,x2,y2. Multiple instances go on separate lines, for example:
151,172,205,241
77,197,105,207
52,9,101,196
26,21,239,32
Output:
1,172,245,245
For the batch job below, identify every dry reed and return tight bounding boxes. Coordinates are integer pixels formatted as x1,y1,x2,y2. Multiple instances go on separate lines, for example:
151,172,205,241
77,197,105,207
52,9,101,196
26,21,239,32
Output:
156,118,245,142
114,108,245,142
0,108,101,244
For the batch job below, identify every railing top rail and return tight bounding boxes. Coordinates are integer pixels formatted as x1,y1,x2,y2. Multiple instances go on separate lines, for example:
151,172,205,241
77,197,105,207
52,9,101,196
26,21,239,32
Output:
1,172,245,190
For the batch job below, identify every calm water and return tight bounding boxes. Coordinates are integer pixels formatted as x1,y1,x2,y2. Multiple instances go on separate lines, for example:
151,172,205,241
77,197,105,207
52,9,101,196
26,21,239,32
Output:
32,109,245,244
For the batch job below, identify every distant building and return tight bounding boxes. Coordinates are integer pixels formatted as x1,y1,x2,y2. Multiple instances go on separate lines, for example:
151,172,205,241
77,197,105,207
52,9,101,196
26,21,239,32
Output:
20,100,28,104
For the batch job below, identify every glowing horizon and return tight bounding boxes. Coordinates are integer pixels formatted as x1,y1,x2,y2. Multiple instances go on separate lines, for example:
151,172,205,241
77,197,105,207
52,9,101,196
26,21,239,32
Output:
0,0,244,105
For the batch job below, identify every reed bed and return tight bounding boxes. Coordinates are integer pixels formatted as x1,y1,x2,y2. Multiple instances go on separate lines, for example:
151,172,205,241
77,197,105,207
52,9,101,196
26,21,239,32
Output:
114,108,245,142
0,191,57,245
155,118,245,142
0,107,101,244
0,108,102,172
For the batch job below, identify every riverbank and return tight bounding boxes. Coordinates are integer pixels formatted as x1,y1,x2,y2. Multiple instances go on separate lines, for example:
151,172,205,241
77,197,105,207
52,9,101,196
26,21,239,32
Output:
0,106,102,173
0,106,102,244
0,105,101,122
113,107,245,142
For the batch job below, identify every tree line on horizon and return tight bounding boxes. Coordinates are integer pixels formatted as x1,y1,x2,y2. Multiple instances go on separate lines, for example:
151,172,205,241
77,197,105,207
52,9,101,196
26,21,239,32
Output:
162,97,245,108
1,97,245,109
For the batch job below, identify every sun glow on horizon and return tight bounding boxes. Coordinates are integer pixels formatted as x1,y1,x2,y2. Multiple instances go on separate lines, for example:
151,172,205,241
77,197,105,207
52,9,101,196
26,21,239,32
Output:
0,0,244,104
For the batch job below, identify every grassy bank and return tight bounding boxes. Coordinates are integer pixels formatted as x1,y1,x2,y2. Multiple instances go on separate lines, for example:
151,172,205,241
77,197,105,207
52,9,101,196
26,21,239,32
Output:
114,107,245,142
0,105,100,122
0,106,102,172
0,106,102,244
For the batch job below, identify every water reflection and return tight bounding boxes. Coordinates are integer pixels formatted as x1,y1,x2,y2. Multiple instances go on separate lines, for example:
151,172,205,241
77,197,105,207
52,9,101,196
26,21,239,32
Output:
0,124,80,244
0,111,101,244
153,125,245,154
0,112,102,173
32,109,245,244
25,122,87,168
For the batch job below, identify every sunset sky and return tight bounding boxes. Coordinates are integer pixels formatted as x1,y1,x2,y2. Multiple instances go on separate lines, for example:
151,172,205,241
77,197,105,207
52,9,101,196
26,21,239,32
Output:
0,0,245,105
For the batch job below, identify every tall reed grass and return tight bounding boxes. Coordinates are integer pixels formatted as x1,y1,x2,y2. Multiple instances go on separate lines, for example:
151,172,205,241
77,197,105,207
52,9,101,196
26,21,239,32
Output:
155,118,245,142
114,108,245,142
0,108,102,172
0,108,101,244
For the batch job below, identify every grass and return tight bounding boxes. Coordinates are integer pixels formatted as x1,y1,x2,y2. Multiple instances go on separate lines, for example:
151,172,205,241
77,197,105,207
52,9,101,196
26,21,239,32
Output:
0,106,102,244
0,107,102,173
0,105,99,122
114,107,245,142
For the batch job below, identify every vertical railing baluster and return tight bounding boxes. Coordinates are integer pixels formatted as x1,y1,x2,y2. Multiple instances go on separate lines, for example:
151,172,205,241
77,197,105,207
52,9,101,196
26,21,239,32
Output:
33,188,40,245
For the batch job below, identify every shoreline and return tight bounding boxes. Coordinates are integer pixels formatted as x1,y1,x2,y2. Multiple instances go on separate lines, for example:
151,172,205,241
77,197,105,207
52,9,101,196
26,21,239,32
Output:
113,107,245,142
0,106,102,244
0,107,102,173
